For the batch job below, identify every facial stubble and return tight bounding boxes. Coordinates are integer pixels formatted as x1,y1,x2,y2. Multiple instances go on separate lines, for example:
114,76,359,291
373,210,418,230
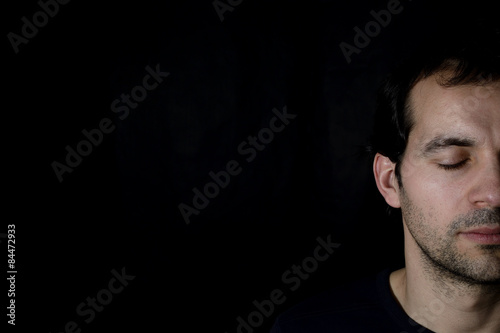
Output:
399,186,500,286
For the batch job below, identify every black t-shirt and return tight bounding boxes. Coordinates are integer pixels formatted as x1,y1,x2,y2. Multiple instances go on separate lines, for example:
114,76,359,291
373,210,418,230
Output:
270,268,435,333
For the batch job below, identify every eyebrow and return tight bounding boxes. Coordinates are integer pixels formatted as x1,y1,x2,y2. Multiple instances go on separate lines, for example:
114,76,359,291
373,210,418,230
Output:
421,136,476,156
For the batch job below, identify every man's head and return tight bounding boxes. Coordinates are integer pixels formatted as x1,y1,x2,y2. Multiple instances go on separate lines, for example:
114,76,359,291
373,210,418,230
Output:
371,20,500,284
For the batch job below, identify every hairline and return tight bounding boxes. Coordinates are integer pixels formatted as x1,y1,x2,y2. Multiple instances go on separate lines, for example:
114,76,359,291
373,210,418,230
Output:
393,70,499,188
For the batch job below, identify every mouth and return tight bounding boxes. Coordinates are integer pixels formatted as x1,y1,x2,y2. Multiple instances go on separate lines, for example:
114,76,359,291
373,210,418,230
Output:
459,226,500,244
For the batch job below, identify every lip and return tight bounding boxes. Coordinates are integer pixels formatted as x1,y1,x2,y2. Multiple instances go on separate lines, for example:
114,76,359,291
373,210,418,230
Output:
463,226,500,234
459,226,500,244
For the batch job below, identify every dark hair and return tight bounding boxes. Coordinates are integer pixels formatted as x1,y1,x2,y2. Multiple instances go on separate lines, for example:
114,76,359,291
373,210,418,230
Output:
368,18,500,188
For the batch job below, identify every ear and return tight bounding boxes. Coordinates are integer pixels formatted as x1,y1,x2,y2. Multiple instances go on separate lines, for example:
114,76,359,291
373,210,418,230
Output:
373,153,401,208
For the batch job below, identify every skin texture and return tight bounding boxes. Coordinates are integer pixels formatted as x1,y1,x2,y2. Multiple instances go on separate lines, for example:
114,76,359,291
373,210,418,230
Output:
374,75,500,332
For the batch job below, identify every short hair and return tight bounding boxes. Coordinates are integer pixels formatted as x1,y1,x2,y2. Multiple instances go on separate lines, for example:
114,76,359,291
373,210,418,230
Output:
368,18,500,188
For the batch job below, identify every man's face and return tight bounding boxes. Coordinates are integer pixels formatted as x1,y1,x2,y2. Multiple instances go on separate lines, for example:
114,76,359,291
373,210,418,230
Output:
398,75,500,284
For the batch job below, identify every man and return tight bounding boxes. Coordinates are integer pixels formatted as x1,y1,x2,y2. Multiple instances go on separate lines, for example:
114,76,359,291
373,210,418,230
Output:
270,20,499,333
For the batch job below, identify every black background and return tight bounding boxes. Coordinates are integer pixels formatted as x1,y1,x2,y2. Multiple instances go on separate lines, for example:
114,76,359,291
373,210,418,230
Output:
4,0,496,332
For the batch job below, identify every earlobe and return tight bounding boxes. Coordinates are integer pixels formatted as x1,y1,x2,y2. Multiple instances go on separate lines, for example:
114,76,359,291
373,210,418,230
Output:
373,153,401,208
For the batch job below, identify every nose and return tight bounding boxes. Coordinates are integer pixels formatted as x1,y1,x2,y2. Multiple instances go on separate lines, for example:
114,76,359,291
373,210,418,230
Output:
468,157,500,209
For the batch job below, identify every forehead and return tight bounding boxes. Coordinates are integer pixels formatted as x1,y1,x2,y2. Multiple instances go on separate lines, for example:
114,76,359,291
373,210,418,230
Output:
408,76,500,147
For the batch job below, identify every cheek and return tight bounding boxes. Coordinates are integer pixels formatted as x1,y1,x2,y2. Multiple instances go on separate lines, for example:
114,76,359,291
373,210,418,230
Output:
401,166,462,224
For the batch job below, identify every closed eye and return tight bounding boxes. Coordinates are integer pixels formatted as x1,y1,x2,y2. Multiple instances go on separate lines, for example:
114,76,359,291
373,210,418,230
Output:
437,159,469,171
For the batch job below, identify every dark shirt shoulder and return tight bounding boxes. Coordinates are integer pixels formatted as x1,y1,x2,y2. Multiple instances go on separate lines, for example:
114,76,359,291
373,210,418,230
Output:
270,268,434,333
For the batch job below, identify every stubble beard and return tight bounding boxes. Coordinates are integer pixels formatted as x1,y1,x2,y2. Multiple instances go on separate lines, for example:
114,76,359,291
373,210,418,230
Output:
399,187,500,287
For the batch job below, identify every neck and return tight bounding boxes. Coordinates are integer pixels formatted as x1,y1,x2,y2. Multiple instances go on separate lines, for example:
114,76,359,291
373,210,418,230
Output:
390,233,500,332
